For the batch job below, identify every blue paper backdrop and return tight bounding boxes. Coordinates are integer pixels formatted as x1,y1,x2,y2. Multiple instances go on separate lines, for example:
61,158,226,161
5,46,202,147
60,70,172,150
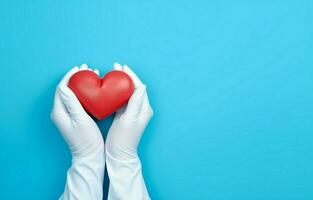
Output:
1,1,313,199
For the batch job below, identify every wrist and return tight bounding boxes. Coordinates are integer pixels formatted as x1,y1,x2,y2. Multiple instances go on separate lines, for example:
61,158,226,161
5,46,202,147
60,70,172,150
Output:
71,146,105,169
106,142,138,161
71,139,105,161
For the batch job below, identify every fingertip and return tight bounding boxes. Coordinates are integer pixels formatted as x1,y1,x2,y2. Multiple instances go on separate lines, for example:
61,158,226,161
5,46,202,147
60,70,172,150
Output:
123,65,133,75
113,62,123,71
80,64,88,70
123,65,130,72
94,69,100,76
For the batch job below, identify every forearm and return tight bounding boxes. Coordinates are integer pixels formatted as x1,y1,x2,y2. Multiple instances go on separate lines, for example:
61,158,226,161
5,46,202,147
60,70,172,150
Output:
106,149,150,200
59,148,105,200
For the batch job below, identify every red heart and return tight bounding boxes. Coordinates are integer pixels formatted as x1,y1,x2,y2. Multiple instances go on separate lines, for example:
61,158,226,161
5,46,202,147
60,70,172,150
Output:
68,70,134,120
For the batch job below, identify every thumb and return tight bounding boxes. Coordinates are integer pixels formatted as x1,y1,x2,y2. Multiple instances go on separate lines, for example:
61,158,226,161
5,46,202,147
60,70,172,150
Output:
58,85,89,122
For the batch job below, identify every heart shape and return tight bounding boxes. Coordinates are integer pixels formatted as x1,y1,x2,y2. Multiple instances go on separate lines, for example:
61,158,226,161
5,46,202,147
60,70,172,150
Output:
68,70,134,120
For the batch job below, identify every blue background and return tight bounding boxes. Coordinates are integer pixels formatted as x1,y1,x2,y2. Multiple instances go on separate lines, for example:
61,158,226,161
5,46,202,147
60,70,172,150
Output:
0,1,313,199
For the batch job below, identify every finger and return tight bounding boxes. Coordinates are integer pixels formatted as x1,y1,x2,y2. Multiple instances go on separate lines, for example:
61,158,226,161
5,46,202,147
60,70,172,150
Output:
142,91,152,111
50,107,71,128
125,85,146,115
123,65,143,88
136,90,153,125
139,91,154,119
94,69,100,76
113,62,123,71
52,90,67,113
80,63,88,70
51,90,71,127
53,66,79,122
59,85,88,121
59,66,79,86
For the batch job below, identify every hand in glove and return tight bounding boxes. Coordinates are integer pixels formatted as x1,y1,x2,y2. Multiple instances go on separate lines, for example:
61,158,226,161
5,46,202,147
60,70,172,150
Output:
51,64,104,200
106,63,154,160
106,63,153,200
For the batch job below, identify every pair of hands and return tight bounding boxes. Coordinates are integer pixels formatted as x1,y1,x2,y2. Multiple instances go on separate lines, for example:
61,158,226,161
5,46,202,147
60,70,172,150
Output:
51,63,153,161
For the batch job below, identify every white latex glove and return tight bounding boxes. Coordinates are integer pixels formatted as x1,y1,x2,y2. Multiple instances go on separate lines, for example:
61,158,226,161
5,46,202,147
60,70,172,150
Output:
51,64,104,200
106,62,153,160
106,63,153,200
